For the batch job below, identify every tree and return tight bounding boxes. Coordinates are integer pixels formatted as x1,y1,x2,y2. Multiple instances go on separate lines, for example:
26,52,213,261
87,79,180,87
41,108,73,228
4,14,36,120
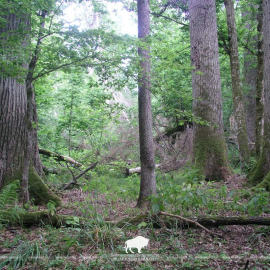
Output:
224,0,250,169
189,0,231,180
0,2,61,206
137,0,156,207
248,0,270,189
255,0,264,156
242,2,257,147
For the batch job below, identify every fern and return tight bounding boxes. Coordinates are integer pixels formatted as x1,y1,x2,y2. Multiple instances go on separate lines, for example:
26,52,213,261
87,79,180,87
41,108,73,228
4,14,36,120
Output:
0,180,20,210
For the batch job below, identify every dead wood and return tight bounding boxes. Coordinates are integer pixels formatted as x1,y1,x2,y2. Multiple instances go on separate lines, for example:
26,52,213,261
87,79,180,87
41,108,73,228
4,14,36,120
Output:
3,210,270,231
62,162,98,190
39,148,82,167
159,211,223,238
125,160,186,175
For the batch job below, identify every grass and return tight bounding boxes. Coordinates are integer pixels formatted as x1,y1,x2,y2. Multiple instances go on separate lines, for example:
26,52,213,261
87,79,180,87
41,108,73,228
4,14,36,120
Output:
1,165,270,269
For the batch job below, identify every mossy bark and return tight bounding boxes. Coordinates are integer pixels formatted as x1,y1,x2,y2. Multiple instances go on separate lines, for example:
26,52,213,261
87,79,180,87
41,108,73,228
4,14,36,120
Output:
255,0,264,157
224,0,250,169
193,126,231,180
28,166,61,206
3,210,270,228
248,0,270,189
189,0,231,180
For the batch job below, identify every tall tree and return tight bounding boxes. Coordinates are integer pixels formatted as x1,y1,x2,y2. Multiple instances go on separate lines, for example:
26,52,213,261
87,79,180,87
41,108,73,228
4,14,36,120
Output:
242,2,257,147
224,0,250,169
255,0,264,156
0,2,61,206
137,0,156,207
189,0,231,180
248,0,270,188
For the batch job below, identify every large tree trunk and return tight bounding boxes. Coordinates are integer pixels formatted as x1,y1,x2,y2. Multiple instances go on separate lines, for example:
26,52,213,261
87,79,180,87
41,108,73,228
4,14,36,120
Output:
189,0,231,180
224,0,250,169
248,0,270,189
0,8,61,206
255,0,264,157
137,0,156,207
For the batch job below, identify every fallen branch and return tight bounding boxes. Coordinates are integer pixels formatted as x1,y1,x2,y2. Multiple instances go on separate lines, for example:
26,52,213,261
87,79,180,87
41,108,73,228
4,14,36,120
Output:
62,162,98,190
126,164,161,175
39,148,82,167
125,160,186,175
159,211,223,238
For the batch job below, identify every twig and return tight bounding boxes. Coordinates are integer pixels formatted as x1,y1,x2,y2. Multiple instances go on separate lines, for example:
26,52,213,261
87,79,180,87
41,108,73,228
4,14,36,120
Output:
159,211,224,238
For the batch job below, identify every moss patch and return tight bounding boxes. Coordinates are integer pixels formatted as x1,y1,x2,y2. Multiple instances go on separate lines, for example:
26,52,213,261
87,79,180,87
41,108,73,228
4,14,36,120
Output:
28,166,62,207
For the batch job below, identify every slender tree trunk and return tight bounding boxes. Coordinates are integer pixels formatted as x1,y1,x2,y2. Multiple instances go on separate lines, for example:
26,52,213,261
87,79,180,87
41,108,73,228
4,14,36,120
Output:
224,0,250,169
255,0,264,157
248,0,270,188
137,0,156,207
242,4,257,147
189,0,231,180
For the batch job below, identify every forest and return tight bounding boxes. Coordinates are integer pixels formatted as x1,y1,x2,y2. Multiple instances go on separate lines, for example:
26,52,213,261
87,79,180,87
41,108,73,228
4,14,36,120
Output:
0,0,270,269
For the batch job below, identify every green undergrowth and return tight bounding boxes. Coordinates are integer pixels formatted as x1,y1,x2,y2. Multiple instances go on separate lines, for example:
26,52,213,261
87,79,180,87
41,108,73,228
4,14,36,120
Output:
1,165,270,269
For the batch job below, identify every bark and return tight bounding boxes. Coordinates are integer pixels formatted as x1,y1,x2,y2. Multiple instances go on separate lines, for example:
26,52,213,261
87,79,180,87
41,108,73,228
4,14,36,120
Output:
39,148,83,167
248,0,270,188
0,8,61,206
189,0,231,180
137,0,156,207
255,0,264,157
242,5,257,147
224,0,250,169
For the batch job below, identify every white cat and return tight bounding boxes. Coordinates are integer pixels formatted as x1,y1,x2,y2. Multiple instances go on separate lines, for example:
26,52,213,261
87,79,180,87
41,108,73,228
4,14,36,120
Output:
124,236,149,253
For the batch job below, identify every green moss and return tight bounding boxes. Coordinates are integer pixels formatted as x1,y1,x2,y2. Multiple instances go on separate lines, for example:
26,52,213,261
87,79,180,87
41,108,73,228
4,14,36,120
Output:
248,150,268,185
28,166,61,207
193,125,231,180
256,171,270,191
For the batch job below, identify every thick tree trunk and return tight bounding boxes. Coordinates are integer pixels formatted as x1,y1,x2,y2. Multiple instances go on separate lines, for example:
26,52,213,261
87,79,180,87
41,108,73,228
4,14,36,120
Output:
248,0,270,188
137,0,156,207
189,0,231,180
224,0,250,169
255,0,264,157
0,9,61,206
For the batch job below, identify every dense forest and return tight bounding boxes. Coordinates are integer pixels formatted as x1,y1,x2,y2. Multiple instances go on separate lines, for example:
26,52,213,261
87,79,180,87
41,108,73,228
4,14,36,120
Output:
0,0,270,269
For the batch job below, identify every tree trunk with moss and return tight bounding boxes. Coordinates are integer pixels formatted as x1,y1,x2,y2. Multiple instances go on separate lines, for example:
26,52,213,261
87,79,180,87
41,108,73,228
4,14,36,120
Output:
255,0,264,157
0,8,61,206
137,0,156,207
242,4,257,148
248,0,270,189
224,0,250,169
189,0,231,180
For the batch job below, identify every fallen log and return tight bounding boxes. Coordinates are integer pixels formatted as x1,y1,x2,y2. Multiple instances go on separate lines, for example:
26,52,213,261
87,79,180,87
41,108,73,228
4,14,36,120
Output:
126,164,161,175
39,148,82,167
2,210,270,230
125,160,186,175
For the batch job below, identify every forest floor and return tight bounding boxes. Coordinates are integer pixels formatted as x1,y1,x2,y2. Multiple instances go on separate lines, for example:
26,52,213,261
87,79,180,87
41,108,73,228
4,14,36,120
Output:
1,173,270,269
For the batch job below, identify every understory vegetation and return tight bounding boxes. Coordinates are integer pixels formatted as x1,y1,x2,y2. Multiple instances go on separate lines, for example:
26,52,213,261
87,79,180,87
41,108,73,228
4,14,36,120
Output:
1,165,270,269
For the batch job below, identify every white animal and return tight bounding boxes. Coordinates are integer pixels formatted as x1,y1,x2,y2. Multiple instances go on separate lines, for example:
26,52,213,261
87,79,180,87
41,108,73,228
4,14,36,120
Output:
124,236,149,253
